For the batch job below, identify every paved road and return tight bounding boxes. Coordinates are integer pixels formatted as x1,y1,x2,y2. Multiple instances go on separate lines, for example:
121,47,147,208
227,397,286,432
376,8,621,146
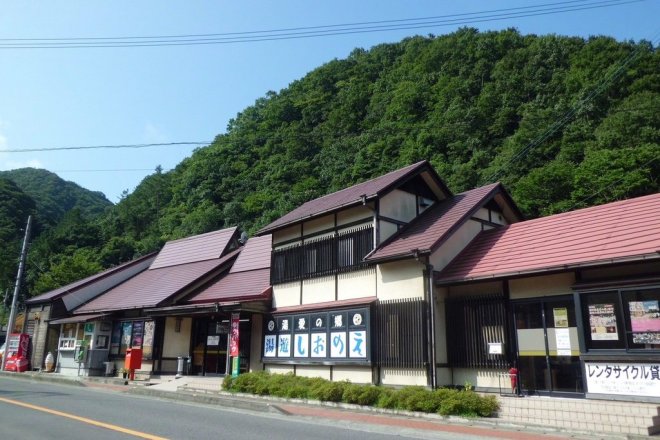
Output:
0,377,566,440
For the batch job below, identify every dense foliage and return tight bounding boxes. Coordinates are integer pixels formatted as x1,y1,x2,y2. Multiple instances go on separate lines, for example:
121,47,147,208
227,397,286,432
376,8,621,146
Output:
222,371,500,417
0,28,657,300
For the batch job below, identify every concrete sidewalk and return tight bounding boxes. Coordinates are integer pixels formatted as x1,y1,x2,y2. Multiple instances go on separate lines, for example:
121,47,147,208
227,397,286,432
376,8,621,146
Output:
1,371,654,439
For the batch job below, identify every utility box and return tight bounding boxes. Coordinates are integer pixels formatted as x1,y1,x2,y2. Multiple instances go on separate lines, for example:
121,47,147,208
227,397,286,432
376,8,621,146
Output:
124,347,143,370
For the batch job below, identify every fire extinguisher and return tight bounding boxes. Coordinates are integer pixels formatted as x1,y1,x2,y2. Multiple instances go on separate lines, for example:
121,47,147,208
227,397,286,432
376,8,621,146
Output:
509,364,518,394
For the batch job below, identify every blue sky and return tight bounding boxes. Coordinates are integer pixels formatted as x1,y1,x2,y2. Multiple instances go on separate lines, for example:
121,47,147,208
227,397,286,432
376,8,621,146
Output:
0,1,657,202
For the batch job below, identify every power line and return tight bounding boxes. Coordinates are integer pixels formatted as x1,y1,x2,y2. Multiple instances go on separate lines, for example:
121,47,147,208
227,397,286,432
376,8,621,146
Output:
1,141,211,153
0,0,645,49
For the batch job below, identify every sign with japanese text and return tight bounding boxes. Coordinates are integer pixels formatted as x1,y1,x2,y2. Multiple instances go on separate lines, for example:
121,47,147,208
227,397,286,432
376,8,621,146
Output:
586,362,660,397
263,307,370,363
230,313,240,357
588,304,618,340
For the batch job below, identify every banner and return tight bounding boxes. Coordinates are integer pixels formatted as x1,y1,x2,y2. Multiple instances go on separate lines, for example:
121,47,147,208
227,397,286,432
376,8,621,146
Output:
230,313,240,357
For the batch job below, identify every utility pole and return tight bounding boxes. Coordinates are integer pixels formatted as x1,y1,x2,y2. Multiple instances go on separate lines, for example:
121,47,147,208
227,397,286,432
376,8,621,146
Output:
1,216,32,372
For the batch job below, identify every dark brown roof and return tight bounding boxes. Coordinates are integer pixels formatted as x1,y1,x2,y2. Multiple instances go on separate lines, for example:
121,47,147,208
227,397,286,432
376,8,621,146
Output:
366,183,504,262
150,227,237,269
436,192,660,284
74,250,239,313
230,235,271,273
258,161,450,234
26,253,157,305
186,268,271,304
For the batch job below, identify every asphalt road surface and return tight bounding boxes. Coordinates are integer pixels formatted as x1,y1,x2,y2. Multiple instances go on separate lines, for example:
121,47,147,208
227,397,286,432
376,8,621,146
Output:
0,377,563,440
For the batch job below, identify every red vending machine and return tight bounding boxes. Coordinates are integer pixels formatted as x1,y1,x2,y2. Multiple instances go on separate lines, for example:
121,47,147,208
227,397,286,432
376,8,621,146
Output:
5,333,30,372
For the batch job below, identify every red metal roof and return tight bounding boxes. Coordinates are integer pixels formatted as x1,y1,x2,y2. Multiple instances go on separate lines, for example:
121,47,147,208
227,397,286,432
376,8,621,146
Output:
26,253,157,304
150,227,237,269
258,161,448,234
367,183,503,262
230,235,271,273
186,268,271,304
437,193,660,283
74,250,239,313
186,235,273,304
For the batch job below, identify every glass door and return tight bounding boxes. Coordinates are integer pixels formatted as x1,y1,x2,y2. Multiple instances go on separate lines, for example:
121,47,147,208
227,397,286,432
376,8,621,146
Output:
513,297,583,395
203,319,229,375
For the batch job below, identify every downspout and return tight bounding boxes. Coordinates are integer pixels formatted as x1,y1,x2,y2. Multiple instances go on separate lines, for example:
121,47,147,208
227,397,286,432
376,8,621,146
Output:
416,250,437,389
426,258,438,389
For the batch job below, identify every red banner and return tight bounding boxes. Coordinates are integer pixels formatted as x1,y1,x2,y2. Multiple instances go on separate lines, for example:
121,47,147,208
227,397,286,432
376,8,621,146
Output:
229,313,240,357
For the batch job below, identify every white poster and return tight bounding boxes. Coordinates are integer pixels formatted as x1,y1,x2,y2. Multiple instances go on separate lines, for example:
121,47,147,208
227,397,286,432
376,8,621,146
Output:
586,363,660,397
555,328,571,356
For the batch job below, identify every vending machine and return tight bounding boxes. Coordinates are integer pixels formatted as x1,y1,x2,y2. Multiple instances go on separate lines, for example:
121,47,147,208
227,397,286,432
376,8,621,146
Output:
5,333,30,372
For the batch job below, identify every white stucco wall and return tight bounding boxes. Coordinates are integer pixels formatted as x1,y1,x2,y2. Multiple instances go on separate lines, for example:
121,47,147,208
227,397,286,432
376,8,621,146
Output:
303,214,334,235
509,273,575,299
272,224,301,245
162,317,192,358
265,364,294,375
337,205,373,226
296,365,332,380
430,220,483,271
451,368,503,390
337,267,377,300
377,259,425,301
273,282,301,308
380,368,427,386
250,315,263,372
302,276,335,304
380,189,417,223
333,366,372,383
379,220,399,243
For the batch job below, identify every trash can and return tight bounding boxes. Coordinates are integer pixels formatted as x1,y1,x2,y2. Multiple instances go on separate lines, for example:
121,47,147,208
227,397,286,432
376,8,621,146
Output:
104,361,114,377
176,356,184,378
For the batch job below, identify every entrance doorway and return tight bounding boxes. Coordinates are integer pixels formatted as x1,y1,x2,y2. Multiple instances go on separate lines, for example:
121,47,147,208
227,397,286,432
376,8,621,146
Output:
513,297,583,396
191,316,252,376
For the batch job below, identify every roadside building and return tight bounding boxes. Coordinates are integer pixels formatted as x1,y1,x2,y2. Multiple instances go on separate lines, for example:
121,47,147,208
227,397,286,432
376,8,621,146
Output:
255,160,521,387
24,253,157,373
436,192,660,401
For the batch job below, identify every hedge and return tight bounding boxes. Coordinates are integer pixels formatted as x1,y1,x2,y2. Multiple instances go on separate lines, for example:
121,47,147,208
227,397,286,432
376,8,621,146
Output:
222,372,499,417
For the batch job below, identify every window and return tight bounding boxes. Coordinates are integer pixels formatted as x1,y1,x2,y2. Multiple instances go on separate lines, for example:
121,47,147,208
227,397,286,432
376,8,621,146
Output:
580,287,660,352
373,298,427,368
110,320,155,359
271,226,373,283
446,294,508,369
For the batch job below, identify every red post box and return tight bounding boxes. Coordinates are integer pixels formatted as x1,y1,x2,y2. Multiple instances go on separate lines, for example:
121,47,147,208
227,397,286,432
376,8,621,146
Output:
125,347,143,370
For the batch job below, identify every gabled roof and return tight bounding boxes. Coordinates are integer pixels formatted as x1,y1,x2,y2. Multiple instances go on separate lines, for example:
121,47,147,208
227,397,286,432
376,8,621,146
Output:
74,249,240,313
436,193,660,284
257,161,451,234
150,227,238,269
186,235,273,305
230,235,271,273
366,183,513,262
26,253,157,306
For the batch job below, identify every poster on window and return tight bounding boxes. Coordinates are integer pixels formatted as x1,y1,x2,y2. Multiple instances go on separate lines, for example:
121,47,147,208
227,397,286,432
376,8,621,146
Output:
629,300,660,344
131,321,144,347
553,307,569,328
142,321,155,359
588,304,618,340
110,323,121,355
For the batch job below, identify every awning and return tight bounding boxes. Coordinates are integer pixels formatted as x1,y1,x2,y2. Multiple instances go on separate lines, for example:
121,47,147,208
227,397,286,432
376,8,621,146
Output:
48,313,109,325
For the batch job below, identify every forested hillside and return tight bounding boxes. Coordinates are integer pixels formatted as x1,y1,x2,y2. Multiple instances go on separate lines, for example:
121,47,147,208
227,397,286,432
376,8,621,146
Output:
2,28,658,299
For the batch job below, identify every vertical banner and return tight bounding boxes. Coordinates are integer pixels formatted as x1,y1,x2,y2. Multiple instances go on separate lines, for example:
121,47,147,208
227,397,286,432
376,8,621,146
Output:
230,313,240,377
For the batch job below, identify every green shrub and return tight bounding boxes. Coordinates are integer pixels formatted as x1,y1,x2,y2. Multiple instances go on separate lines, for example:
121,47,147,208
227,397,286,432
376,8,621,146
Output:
374,388,398,409
438,390,499,417
223,372,499,418
309,381,347,402
342,384,382,406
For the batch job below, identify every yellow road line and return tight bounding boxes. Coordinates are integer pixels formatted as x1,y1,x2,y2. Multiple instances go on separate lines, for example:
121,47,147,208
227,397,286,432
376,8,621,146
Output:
0,396,169,440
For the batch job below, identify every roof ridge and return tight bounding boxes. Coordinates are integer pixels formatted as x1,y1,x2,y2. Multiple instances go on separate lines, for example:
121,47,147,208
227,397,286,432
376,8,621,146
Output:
164,226,237,244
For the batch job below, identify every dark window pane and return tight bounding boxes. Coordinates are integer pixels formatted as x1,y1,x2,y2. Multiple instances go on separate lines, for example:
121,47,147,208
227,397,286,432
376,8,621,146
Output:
581,291,625,350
